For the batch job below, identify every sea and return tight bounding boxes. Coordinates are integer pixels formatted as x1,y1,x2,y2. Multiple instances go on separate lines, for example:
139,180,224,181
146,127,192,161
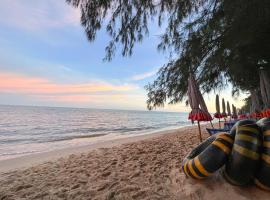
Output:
0,105,191,161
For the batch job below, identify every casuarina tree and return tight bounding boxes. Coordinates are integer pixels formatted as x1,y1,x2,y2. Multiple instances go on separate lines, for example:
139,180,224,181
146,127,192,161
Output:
67,0,270,109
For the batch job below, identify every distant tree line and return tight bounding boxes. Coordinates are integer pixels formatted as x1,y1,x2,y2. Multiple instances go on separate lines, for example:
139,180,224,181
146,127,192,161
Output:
67,0,270,110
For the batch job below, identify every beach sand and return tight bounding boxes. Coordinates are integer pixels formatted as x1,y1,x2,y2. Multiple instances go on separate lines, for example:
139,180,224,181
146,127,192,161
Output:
0,123,269,200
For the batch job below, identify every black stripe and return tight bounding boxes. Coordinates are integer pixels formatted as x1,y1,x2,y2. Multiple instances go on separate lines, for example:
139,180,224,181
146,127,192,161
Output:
238,123,260,134
185,162,196,178
198,144,228,173
238,130,260,138
234,140,261,154
230,120,256,138
216,138,233,149
191,159,206,178
237,130,258,138
182,160,192,177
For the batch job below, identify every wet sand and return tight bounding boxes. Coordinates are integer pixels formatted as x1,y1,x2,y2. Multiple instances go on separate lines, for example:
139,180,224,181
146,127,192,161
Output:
0,123,269,200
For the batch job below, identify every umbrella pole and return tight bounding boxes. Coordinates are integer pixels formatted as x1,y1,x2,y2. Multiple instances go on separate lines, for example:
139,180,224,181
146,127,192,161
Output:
218,118,221,128
210,121,214,128
197,121,202,142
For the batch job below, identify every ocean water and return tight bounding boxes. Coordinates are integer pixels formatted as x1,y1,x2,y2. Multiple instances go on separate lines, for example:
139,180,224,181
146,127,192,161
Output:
0,105,190,160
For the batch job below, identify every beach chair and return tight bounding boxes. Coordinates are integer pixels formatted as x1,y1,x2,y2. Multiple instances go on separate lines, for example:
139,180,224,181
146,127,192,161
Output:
206,128,230,136
224,121,236,130
206,119,238,136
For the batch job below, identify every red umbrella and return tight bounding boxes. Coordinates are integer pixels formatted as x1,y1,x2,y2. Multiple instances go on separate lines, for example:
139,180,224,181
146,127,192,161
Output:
239,114,247,119
214,94,223,128
238,109,247,119
187,74,212,142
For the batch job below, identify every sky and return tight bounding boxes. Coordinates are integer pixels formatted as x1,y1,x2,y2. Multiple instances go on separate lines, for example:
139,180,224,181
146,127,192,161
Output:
0,0,246,112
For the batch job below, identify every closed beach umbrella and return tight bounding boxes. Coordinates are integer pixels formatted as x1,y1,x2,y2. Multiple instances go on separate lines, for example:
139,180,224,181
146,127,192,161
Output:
214,94,223,118
227,101,231,117
214,94,223,128
214,95,221,117
250,89,262,119
259,67,270,117
222,98,227,118
187,73,212,142
232,104,238,119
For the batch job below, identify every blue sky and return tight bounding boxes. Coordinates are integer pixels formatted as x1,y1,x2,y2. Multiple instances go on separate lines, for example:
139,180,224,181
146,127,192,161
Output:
0,0,245,112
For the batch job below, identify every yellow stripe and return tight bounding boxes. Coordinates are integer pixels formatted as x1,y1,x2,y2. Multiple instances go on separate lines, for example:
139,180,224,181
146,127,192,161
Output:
187,160,203,179
237,134,260,145
212,141,231,154
262,154,270,165
237,126,259,134
263,141,270,148
264,130,270,136
255,179,270,191
217,134,233,144
183,160,189,176
233,144,260,160
194,157,211,177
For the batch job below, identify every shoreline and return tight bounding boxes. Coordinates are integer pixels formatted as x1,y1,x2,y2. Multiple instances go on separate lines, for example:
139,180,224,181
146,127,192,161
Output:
0,126,192,173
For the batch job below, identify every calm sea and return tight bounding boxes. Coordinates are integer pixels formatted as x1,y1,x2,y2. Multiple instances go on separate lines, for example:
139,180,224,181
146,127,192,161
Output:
0,105,190,160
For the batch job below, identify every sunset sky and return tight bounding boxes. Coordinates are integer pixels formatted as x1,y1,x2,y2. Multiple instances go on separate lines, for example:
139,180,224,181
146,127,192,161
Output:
0,0,246,112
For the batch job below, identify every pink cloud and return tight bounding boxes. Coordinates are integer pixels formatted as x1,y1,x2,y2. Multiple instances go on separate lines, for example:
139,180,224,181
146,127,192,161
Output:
38,94,128,103
0,72,135,96
0,71,146,108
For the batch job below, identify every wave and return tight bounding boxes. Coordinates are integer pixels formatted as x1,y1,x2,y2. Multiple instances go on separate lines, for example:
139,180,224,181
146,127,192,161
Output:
0,150,40,156
111,126,156,133
46,133,108,143
0,125,179,145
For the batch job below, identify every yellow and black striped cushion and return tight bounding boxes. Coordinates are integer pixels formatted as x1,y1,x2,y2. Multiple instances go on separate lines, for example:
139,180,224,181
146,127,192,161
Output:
224,123,262,186
229,119,256,139
255,123,270,191
182,133,233,179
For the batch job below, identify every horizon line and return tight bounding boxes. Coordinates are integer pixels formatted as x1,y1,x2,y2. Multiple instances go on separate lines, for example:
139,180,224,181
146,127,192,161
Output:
0,103,188,113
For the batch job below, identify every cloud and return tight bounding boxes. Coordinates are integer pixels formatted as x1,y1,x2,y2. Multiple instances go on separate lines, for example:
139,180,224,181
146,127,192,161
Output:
0,72,136,96
130,69,159,81
0,71,150,110
0,71,246,111
0,0,80,32
58,65,73,72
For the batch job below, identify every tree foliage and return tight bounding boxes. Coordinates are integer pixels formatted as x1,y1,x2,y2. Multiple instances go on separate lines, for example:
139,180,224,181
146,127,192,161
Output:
67,0,270,110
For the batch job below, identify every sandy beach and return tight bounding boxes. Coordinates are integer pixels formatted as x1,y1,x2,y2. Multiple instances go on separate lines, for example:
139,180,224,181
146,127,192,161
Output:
0,123,269,200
